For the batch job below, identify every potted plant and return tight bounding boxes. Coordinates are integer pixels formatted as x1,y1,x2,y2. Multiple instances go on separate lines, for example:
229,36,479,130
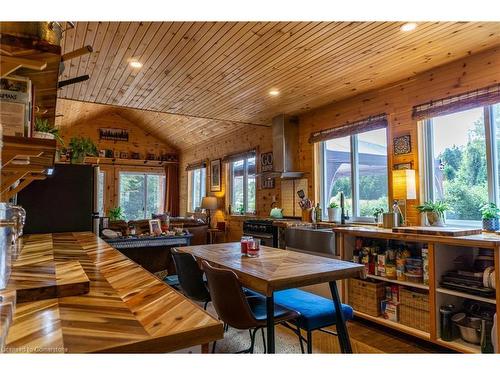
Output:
480,203,500,231
416,200,449,227
34,118,64,145
108,206,124,222
327,198,341,222
69,136,98,164
373,207,385,224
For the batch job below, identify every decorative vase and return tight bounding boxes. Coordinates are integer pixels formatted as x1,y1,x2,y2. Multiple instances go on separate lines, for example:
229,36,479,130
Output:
482,218,500,232
426,212,445,227
327,207,341,222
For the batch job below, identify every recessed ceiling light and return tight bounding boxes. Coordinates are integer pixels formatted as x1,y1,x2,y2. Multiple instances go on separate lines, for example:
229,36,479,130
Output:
400,22,417,32
129,60,143,68
269,89,280,96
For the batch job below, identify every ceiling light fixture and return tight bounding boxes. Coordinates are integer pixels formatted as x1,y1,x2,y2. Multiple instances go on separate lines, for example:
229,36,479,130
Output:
269,89,280,96
129,60,143,68
400,22,417,32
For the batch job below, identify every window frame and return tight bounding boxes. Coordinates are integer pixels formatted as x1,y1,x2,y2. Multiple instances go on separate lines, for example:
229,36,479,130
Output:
118,170,166,220
187,167,206,213
317,127,389,222
228,156,256,215
420,104,499,227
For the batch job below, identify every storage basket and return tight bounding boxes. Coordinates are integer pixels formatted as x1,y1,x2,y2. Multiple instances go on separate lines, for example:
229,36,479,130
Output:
399,289,430,332
348,278,386,316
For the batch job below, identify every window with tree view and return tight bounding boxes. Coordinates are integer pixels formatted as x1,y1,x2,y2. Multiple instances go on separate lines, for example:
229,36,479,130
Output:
119,172,166,220
229,156,256,215
423,103,500,224
319,127,388,221
188,167,206,212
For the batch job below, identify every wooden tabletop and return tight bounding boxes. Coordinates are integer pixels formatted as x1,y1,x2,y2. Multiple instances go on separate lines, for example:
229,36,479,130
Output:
333,226,500,248
4,232,223,353
179,243,363,296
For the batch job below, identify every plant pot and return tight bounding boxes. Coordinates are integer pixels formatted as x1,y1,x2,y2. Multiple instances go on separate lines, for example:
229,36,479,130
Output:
426,212,445,227
71,154,85,164
327,207,341,222
482,218,500,232
33,131,55,140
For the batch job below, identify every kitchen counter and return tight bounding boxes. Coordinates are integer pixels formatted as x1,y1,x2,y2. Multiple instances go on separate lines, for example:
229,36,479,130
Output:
333,225,500,248
2,232,222,353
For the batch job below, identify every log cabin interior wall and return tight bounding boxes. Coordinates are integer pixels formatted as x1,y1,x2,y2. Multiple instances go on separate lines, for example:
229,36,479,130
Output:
297,46,500,225
179,125,277,241
57,103,177,215
179,46,500,228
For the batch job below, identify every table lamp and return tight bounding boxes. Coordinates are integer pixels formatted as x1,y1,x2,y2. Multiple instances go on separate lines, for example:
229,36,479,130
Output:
201,196,218,228
392,169,417,226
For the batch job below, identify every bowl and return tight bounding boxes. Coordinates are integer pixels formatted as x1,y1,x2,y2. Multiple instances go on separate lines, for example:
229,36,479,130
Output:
456,318,481,344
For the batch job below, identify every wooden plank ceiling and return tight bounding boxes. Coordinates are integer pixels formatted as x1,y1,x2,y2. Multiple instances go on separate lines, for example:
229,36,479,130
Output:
56,21,500,150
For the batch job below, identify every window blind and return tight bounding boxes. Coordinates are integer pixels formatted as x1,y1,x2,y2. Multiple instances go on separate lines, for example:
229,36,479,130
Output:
185,160,207,171
412,83,500,120
308,113,388,143
222,149,256,163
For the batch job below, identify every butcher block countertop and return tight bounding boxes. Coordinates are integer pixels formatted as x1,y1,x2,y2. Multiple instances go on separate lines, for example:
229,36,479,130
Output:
3,232,223,353
333,226,500,248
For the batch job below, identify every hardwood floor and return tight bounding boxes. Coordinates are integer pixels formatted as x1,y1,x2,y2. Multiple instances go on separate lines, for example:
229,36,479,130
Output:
276,318,453,354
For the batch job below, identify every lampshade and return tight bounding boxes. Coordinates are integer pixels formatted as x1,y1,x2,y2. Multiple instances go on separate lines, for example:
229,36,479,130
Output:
201,196,218,210
393,169,417,200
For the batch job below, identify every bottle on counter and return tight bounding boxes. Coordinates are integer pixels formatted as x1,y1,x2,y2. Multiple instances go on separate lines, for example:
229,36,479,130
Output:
311,204,316,223
481,319,494,353
315,203,322,222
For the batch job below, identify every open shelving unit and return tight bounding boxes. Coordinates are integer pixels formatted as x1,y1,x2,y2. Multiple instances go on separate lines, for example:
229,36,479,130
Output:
1,136,57,201
336,227,499,354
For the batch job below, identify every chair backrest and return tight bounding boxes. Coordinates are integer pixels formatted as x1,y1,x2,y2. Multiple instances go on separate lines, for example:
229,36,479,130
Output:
171,249,211,303
201,261,258,330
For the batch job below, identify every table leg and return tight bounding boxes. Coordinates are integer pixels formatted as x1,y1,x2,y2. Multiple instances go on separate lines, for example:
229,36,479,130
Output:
266,294,275,353
328,281,352,353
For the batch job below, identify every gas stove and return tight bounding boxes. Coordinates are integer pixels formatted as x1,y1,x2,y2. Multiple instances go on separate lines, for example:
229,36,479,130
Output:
242,219,277,247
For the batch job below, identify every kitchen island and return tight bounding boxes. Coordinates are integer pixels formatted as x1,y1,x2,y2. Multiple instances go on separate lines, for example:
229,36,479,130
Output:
1,232,223,353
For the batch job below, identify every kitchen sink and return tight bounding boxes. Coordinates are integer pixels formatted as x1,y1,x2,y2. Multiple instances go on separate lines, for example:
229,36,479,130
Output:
285,225,337,258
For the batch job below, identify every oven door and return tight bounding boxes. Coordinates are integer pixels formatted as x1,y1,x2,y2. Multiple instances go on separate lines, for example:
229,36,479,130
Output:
243,233,274,247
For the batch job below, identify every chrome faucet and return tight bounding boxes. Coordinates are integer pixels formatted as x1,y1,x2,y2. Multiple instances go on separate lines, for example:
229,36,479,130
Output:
339,192,350,225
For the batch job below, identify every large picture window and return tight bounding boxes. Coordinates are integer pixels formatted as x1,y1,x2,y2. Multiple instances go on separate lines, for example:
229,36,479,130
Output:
421,103,500,225
229,156,256,215
119,171,166,220
318,127,389,221
188,167,206,212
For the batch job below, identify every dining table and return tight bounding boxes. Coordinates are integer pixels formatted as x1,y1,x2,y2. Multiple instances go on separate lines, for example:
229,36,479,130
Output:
178,242,364,353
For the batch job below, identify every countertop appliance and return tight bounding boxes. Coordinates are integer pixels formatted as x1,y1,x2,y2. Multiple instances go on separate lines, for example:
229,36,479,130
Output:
16,164,98,234
243,219,278,248
285,225,337,258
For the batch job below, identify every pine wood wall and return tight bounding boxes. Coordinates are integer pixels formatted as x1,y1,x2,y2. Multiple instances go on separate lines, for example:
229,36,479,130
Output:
179,125,277,241
179,46,500,229
59,111,177,216
298,46,500,225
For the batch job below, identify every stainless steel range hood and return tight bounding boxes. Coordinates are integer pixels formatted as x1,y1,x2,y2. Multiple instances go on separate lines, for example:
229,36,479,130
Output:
262,114,304,180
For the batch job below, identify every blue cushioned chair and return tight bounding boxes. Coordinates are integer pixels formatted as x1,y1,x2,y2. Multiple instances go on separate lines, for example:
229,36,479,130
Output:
274,288,354,353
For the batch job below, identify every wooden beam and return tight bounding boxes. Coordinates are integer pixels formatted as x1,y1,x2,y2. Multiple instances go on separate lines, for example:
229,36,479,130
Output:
1,171,28,194
1,176,43,201
61,45,93,62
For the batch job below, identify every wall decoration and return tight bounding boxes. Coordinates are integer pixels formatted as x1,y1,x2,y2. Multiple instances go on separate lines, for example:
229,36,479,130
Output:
131,152,140,159
394,162,413,170
98,150,106,158
260,152,275,189
113,150,120,158
99,128,129,142
393,135,411,155
105,149,113,158
120,151,129,159
210,159,222,192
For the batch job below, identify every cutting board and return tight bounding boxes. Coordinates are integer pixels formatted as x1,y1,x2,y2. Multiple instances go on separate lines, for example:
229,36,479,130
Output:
392,226,482,237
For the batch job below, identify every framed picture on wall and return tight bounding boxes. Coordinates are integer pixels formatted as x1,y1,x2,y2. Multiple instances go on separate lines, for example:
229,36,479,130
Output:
393,135,412,155
210,159,222,192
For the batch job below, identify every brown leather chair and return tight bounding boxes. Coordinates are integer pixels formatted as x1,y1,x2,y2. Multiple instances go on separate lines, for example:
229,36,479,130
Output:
202,261,300,353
